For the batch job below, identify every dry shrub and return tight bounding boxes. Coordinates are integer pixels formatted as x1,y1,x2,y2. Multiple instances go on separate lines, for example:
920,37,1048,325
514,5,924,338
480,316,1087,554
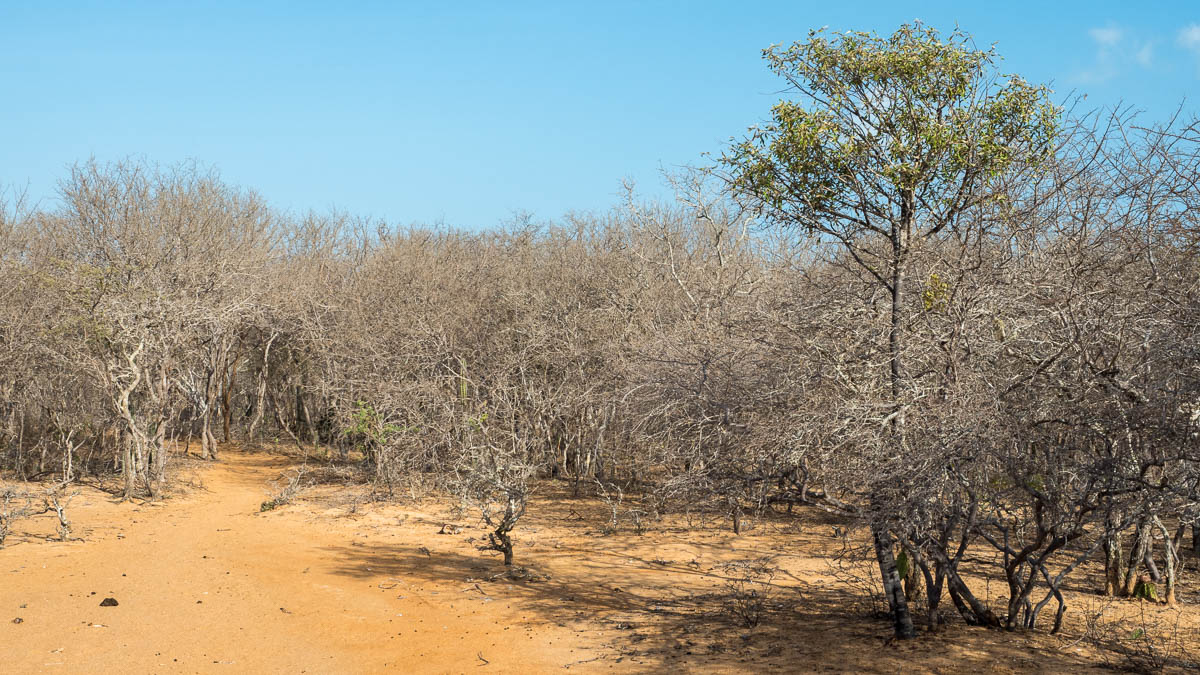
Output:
2,97,1200,637
719,557,781,627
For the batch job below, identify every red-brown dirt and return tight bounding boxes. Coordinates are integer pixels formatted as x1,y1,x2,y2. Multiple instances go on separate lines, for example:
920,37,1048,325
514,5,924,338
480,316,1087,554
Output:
2,446,1197,673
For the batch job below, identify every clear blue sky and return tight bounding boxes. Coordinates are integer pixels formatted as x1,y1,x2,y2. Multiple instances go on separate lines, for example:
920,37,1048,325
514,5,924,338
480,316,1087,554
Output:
2,1,1197,229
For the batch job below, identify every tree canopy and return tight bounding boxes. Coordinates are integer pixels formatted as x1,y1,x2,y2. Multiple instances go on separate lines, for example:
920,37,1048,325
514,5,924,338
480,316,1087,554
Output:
723,23,1060,248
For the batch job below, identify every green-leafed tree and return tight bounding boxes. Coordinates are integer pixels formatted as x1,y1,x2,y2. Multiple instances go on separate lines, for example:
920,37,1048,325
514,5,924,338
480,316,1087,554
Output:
720,24,1060,639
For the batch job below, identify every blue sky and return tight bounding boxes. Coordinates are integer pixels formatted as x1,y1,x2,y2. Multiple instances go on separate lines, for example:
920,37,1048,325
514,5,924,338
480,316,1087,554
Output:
1,1,1197,229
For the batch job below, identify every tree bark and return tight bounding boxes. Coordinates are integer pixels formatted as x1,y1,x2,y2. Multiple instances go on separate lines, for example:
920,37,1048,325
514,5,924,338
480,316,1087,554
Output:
221,353,240,443
873,525,916,639
1123,518,1151,597
1153,517,1179,606
1103,512,1124,596
121,434,135,500
872,197,916,640
245,333,276,443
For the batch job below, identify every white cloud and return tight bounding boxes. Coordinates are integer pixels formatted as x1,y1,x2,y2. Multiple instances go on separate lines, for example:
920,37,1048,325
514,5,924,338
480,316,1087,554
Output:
1089,26,1123,47
1136,42,1154,67
1075,24,1156,84
1179,24,1200,51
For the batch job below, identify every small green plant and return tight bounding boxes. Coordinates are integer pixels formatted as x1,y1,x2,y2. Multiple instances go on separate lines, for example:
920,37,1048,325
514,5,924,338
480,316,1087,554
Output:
347,401,406,445
1133,576,1158,602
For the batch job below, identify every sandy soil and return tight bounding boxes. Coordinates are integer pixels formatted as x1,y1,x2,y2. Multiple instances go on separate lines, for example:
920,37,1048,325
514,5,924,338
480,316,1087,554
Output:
2,446,1197,673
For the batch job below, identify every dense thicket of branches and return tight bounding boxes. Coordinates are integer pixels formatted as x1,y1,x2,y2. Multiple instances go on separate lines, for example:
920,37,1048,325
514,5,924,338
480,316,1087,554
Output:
2,108,1199,635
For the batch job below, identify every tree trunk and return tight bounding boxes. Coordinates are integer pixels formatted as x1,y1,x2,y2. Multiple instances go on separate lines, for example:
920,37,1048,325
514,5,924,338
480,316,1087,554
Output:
222,354,239,443
918,557,943,630
62,437,73,484
300,397,318,451
498,532,514,566
901,547,923,602
221,383,232,443
199,366,219,460
873,525,916,639
145,423,167,498
270,391,305,449
873,203,916,640
1103,521,1124,596
944,563,999,627
200,412,212,459
888,212,908,437
121,435,135,500
1153,517,1179,607
206,424,219,460
294,385,305,437
1123,519,1151,597
246,334,276,443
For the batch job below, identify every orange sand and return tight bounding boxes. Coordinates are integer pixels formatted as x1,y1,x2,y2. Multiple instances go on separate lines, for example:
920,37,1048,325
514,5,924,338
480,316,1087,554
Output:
2,447,1196,673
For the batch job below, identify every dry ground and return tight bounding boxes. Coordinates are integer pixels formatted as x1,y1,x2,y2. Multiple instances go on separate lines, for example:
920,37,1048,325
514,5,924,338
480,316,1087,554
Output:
2,445,1198,673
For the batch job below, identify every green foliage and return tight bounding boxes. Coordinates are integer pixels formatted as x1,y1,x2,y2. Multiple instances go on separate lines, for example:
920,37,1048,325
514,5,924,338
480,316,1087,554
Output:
921,272,951,312
458,356,470,404
722,23,1060,230
1133,580,1158,602
346,400,408,449
1024,473,1045,493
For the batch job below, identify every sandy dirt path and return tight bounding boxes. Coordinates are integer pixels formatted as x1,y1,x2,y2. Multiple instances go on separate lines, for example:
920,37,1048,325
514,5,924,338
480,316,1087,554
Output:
1,450,592,674
6,448,1190,674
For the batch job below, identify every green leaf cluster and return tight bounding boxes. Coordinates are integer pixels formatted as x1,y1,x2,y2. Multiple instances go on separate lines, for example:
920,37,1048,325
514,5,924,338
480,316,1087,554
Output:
723,23,1060,228
346,400,408,446
921,272,951,313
